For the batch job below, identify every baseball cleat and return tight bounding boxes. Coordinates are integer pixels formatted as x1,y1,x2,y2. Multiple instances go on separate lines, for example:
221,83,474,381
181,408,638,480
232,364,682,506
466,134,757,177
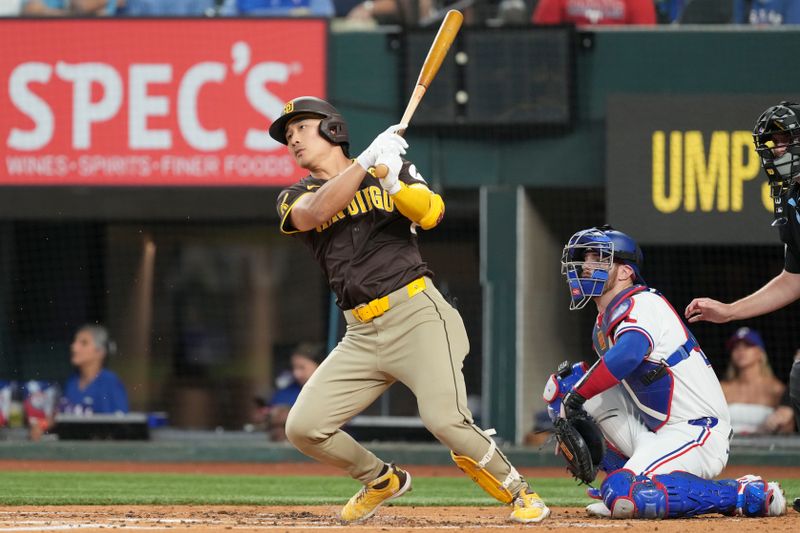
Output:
586,501,612,518
793,496,800,513
340,464,412,523
509,488,550,523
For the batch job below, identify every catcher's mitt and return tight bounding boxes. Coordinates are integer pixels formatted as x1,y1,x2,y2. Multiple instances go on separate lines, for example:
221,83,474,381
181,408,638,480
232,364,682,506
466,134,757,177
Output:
553,413,606,484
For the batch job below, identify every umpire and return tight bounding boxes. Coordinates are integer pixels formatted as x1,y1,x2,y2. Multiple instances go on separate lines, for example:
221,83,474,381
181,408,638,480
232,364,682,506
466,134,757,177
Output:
269,97,548,524
685,101,800,435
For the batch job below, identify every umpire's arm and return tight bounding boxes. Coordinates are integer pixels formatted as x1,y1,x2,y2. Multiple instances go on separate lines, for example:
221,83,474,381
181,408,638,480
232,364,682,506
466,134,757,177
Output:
685,269,800,323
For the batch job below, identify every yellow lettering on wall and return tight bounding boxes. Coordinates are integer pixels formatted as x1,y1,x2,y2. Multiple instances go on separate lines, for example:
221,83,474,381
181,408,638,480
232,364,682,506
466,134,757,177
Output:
730,131,761,212
652,131,682,213
762,182,773,212
684,131,729,212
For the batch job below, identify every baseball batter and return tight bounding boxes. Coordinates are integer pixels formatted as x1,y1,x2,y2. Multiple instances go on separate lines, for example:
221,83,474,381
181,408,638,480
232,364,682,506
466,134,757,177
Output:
269,96,548,524
545,225,786,519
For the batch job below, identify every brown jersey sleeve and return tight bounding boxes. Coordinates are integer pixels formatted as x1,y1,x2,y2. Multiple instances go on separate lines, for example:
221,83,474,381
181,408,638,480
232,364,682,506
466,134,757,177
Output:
276,181,314,235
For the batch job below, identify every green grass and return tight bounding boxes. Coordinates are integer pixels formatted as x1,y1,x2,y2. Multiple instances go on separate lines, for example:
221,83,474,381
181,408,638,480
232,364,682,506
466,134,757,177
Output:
2,472,799,507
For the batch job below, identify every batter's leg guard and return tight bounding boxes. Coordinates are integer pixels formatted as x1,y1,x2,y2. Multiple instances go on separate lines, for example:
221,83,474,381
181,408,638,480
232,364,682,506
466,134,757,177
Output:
451,429,520,505
790,359,800,431
601,470,741,519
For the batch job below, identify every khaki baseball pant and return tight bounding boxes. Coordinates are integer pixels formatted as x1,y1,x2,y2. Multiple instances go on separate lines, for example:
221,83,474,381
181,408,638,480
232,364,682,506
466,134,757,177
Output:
285,281,525,494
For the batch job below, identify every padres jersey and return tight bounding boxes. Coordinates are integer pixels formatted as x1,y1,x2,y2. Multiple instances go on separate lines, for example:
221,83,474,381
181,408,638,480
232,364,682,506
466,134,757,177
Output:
276,160,434,310
778,184,800,273
595,289,730,431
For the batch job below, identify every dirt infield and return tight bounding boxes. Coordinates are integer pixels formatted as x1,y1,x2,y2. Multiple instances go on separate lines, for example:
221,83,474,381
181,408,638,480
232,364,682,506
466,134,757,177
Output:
1,505,799,533
2,461,799,532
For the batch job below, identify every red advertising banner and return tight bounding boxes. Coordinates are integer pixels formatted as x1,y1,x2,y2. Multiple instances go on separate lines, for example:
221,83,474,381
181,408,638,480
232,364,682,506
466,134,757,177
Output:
0,19,326,186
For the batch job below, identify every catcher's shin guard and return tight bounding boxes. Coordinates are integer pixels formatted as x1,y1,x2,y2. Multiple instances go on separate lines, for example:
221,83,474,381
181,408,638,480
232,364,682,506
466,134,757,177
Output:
601,470,741,519
451,430,520,504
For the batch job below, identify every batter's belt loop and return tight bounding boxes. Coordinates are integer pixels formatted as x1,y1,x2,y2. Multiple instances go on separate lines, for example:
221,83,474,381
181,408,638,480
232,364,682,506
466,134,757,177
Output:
347,276,428,324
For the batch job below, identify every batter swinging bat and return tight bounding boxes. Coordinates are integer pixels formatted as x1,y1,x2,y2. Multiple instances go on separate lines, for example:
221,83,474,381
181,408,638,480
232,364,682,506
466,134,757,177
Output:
374,9,463,179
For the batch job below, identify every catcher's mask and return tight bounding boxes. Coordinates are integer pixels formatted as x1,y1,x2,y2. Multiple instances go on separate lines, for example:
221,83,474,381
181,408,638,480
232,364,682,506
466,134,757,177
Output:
268,96,350,157
753,101,800,226
561,225,644,310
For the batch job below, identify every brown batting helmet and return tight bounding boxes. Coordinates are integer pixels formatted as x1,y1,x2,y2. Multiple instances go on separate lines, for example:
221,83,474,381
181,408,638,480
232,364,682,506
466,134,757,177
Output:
268,97,349,156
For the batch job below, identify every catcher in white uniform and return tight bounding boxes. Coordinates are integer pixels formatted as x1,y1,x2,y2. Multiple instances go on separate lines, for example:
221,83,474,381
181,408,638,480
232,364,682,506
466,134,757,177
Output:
543,225,787,519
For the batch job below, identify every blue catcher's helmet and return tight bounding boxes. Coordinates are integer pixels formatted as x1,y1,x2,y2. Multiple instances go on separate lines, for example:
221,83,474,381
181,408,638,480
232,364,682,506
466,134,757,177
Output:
561,225,644,310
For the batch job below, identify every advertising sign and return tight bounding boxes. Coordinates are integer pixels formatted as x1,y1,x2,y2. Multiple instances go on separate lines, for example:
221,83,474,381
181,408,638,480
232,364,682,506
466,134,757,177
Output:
0,19,326,186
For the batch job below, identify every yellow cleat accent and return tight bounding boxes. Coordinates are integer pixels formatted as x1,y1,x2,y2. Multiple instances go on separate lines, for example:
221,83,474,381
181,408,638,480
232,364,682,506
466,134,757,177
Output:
340,464,412,523
509,488,551,523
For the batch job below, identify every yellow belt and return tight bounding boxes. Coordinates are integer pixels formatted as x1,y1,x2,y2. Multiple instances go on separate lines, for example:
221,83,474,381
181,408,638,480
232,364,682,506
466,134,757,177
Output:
350,277,427,324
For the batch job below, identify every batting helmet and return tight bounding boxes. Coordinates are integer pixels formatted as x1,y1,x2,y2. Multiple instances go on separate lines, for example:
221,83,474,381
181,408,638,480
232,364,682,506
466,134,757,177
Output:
268,97,349,156
753,102,800,183
561,225,644,310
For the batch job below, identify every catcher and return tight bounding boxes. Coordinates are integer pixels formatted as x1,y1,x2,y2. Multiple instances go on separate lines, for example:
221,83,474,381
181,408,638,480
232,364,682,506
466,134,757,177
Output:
543,225,787,519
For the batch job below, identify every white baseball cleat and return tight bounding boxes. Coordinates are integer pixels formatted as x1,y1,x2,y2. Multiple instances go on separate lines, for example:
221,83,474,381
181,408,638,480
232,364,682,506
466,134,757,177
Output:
586,501,611,518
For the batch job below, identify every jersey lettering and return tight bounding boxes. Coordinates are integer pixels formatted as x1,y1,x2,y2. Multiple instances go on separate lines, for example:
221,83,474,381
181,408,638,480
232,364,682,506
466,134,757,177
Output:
315,185,395,233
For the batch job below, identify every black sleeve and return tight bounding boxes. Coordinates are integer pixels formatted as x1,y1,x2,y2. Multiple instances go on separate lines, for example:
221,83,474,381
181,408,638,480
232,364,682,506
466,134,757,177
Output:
779,221,800,273
276,182,314,234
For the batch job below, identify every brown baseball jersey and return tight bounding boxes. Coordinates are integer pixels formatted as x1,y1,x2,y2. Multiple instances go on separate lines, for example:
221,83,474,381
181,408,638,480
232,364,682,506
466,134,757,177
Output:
276,160,433,309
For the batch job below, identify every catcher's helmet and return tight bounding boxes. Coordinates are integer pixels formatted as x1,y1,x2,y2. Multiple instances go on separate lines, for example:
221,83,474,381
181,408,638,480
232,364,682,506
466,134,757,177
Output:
561,225,644,310
268,96,349,156
753,101,800,184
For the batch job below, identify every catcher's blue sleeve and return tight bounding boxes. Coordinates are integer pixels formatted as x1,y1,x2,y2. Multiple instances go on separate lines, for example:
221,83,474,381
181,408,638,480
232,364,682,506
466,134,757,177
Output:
576,331,651,399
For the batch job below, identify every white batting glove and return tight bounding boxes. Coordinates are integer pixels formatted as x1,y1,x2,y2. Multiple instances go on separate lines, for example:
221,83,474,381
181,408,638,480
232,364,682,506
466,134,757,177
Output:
375,151,403,195
356,123,408,171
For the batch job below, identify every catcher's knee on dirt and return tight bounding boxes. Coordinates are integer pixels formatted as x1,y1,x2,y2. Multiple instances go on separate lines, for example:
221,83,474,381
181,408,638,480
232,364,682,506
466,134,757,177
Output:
451,430,521,504
601,469,667,519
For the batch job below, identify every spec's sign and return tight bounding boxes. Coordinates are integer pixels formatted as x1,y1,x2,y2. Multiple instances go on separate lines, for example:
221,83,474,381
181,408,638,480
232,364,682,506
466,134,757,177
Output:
0,19,326,186
607,95,789,244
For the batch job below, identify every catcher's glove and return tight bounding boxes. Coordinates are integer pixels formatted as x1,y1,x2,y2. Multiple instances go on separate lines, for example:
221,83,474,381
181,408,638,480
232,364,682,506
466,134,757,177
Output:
553,413,606,484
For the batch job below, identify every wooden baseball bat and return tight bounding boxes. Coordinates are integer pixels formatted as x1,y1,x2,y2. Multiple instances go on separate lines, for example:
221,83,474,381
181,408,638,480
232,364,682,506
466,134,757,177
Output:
374,9,463,179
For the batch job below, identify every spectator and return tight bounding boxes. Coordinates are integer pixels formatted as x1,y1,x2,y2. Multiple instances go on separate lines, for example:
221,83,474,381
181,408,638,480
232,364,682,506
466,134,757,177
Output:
22,0,124,16
60,324,129,416
532,0,656,25
258,342,323,441
721,327,795,434
734,0,800,25
237,0,334,17
121,0,234,16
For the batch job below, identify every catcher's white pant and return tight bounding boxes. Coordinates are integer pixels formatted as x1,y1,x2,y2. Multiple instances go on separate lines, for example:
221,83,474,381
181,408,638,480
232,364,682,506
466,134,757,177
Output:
586,387,732,478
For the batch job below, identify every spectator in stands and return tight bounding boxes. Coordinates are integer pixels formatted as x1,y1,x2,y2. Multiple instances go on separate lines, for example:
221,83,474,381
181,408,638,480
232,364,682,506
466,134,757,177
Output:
22,0,124,16
257,342,323,441
120,0,235,16
721,327,795,434
60,324,129,416
237,0,334,17
532,0,656,25
734,0,800,25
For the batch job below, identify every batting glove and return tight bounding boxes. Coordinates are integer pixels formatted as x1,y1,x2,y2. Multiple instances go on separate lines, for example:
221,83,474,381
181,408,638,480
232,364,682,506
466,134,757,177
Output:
375,151,403,195
356,123,408,171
